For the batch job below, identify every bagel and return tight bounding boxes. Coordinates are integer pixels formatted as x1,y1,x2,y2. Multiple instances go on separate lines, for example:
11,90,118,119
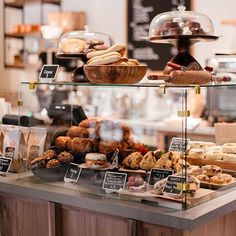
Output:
86,43,126,59
87,51,122,66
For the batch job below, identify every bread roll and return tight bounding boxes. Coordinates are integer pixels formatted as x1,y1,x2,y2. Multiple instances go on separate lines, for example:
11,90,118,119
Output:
71,137,93,153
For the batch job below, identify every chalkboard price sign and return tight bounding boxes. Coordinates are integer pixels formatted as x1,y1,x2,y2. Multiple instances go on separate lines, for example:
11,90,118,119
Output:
169,137,190,152
64,163,82,183
163,175,186,196
0,157,12,176
39,64,59,82
102,171,127,192
148,168,173,186
127,0,191,71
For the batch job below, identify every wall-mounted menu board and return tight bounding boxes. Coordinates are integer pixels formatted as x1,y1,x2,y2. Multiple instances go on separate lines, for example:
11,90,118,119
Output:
127,0,191,71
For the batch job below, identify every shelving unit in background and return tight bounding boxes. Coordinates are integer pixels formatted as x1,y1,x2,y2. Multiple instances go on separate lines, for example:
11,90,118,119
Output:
3,0,61,69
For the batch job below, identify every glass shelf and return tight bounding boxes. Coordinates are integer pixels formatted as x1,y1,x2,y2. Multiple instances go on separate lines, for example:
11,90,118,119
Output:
20,81,236,89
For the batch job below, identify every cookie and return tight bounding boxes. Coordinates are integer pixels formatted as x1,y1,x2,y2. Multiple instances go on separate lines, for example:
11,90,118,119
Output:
61,38,85,54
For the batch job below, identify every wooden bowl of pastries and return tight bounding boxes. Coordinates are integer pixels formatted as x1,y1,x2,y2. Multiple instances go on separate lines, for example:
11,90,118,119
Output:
84,52,147,84
84,64,147,84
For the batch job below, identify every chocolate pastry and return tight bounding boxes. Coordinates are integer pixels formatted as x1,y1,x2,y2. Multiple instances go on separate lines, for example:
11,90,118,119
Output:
55,136,72,150
186,21,201,29
57,151,74,164
46,159,61,169
163,21,179,30
121,152,143,170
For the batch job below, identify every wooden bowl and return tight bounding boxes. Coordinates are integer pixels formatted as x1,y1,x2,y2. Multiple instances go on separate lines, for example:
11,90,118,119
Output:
84,65,147,84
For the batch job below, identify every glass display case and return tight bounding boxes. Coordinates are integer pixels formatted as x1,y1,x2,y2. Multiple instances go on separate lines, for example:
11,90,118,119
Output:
10,81,236,211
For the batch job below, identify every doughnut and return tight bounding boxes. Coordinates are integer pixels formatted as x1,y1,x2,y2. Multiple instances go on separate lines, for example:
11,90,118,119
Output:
223,153,236,162
188,148,205,159
87,51,122,66
223,143,236,154
61,38,85,54
202,165,222,177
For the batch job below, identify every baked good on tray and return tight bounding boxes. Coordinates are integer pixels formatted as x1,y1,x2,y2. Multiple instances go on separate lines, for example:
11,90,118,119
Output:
85,153,108,169
139,151,157,171
121,152,143,170
222,143,236,154
202,165,222,177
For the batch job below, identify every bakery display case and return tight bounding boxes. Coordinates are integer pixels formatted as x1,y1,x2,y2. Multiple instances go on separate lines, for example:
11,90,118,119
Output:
12,80,236,214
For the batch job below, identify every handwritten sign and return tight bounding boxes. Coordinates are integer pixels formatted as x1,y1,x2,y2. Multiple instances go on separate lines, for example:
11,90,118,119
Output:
163,175,186,196
102,171,127,192
169,137,190,152
39,64,59,82
64,163,81,183
0,157,12,176
148,168,173,186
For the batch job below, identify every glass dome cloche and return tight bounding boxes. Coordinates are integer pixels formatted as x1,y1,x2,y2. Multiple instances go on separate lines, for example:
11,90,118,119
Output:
149,6,216,40
57,25,114,59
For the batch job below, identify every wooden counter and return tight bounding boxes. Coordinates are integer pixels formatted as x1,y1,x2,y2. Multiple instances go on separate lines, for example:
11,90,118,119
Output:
0,172,236,236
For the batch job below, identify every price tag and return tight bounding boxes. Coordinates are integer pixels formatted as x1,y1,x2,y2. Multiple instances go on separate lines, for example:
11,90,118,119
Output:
0,157,12,176
39,64,59,82
102,171,127,192
163,175,186,196
169,137,190,152
148,168,173,186
64,163,82,183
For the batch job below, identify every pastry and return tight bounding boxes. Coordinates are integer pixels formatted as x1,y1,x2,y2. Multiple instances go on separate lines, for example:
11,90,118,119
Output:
46,159,61,169
61,38,85,54
223,153,236,162
202,165,222,177
85,153,108,169
98,140,119,154
187,175,200,192
139,151,156,170
71,137,93,153
153,178,167,194
205,147,223,160
222,143,236,154
87,51,122,66
41,149,57,161
57,151,74,164
188,141,215,150
127,175,147,193
188,148,205,159
55,136,72,150
211,173,232,185
121,152,143,170
79,118,99,129
117,141,128,152
30,156,46,169
86,43,126,59
197,174,210,183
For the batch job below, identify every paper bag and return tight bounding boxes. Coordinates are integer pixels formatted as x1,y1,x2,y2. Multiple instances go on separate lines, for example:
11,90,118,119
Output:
215,123,236,145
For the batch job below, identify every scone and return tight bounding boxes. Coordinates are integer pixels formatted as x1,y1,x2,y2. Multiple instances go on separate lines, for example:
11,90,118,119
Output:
139,151,156,170
202,165,222,177
121,152,143,170
197,174,210,183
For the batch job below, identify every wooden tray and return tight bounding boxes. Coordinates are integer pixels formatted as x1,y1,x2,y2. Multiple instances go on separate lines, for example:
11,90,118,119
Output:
187,157,236,171
118,167,149,174
199,179,236,190
119,188,216,210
